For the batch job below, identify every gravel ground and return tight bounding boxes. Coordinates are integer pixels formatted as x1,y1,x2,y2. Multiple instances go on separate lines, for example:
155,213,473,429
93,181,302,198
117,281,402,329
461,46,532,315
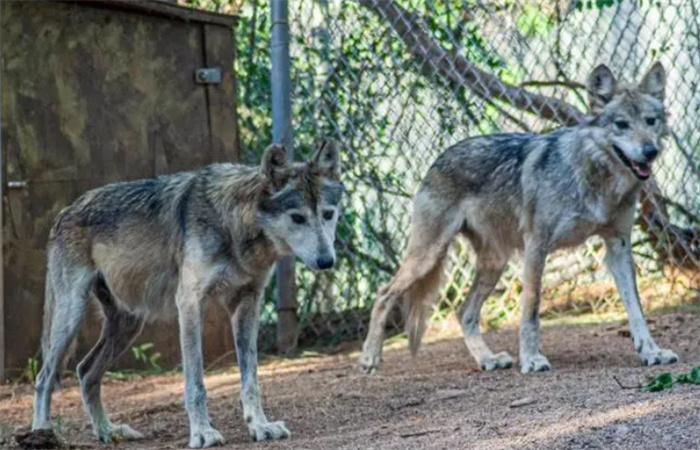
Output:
2,311,700,449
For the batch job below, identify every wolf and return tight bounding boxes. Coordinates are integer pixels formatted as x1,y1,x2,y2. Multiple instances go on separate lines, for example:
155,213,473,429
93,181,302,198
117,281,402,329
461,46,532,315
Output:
358,62,678,375
31,141,344,448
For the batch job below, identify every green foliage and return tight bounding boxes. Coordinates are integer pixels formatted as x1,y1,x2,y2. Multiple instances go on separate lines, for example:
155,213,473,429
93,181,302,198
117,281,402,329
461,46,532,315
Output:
106,344,168,380
131,342,162,371
642,372,674,392
573,0,664,11
516,4,555,38
23,357,40,383
677,367,700,385
642,367,700,392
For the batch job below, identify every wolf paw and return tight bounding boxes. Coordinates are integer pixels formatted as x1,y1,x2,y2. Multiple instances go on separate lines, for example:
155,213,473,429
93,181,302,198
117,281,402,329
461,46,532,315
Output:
248,420,290,441
520,353,552,374
479,352,513,371
189,426,225,448
639,348,678,366
98,423,144,443
358,352,382,375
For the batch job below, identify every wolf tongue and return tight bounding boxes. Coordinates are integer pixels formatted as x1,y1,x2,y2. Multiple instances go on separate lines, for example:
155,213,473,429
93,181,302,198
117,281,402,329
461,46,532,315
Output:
632,161,650,177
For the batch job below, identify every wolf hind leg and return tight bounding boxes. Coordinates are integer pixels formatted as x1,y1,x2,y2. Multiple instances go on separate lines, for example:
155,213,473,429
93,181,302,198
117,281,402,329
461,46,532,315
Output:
359,191,462,374
458,249,511,371
32,259,93,431
77,275,145,443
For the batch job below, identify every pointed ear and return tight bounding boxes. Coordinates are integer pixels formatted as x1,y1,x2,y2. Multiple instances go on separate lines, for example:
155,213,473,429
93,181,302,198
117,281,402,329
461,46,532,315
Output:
261,144,291,190
587,64,616,114
312,139,340,179
639,61,665,102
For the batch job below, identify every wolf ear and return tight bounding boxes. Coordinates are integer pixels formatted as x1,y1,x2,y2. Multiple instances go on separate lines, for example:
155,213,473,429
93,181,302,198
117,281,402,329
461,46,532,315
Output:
639,62,665,102
311,139,340,179
261,144,291,190
587,64,616,114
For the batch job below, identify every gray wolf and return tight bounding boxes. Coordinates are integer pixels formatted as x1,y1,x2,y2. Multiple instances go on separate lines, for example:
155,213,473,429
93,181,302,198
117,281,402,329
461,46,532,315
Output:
31,141,344,448
358,62,678,375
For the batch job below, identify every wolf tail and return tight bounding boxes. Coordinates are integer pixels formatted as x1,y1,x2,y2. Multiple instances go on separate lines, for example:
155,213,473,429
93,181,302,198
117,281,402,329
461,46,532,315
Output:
392,194,460,355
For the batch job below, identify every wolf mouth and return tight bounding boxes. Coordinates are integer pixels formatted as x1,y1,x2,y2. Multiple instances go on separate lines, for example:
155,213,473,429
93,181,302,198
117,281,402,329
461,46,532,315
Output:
612,144,651,180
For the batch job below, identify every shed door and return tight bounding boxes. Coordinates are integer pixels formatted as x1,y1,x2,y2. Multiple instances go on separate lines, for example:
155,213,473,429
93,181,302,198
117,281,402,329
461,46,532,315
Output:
2,1,237,377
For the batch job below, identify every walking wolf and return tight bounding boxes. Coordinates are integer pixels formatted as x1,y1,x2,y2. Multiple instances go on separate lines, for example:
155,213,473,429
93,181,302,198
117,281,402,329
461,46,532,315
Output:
359,63,676,375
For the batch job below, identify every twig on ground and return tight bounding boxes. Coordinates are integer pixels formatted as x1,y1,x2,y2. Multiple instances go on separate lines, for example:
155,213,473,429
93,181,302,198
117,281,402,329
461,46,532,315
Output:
204,350,236,372
509,397,537,408
399,427,457,438
612,375,639,390
389,398,425,411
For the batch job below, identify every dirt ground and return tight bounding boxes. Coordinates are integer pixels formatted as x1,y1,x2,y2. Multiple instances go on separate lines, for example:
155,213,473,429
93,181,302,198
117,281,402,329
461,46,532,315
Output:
2,311,700,450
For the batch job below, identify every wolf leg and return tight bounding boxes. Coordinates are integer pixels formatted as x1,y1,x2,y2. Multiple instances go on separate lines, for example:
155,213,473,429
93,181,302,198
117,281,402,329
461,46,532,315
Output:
177,261,224,449
33,264,92,431
77,307,145,443
519,236,551,373
228,290,290,441
77,274,145,443
605,235,678,365
459,253,511,371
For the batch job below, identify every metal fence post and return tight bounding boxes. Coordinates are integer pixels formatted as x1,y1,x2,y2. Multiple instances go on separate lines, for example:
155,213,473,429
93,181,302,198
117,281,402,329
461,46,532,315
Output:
0,1,5,380
270,0,297,354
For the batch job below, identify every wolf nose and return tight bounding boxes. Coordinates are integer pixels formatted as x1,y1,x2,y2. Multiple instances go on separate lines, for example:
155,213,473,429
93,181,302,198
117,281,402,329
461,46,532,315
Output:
316,256,335,270
642,145,659,162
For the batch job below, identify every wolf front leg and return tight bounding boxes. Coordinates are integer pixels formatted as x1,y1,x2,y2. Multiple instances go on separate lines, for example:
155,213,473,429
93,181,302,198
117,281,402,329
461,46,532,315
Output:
604,234,678,366
176,262,225,449
231,290,290,441
519,235,552,373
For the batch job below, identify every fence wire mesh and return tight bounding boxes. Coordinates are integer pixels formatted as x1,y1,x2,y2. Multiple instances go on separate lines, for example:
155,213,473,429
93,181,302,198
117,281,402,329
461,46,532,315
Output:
186,0,700,351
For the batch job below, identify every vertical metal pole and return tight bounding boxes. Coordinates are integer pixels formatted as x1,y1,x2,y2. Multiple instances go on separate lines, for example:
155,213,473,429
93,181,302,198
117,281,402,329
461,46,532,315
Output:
271,0,297,354
0,1,5,379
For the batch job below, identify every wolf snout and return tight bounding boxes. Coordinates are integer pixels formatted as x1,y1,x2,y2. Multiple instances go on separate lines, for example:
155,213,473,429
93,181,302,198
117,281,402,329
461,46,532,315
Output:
642,144,659,162
316,255,335,270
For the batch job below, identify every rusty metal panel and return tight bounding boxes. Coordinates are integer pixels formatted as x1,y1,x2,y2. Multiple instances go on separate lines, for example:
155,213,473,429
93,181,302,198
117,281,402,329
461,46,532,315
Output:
204,23,240,163
1,1,239,379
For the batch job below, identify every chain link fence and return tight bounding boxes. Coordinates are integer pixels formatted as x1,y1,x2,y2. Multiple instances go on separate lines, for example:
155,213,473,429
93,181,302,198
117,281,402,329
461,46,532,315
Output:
187,0,700,351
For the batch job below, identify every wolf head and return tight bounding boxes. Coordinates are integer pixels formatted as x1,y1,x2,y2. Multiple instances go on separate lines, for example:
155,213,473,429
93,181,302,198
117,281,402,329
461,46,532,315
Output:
257,140,344,271
587,62,667,181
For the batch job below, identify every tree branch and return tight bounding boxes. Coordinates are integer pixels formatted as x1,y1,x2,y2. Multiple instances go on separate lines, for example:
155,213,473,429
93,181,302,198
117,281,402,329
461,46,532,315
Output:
356,0,588,126
520,80,587,91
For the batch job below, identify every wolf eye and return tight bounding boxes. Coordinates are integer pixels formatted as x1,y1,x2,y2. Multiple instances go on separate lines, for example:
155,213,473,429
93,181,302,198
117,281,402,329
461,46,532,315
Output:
615,120,630,130
645,117,657,126
290,213,306,225
322,210,335,221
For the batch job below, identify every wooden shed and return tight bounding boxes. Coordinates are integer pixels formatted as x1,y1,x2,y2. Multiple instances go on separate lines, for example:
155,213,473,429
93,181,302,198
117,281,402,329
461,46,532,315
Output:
1,0,240,380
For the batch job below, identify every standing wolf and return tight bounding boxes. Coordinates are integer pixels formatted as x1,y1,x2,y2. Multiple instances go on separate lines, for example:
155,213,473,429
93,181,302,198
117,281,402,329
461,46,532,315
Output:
359,62,678,375
32,141,343,448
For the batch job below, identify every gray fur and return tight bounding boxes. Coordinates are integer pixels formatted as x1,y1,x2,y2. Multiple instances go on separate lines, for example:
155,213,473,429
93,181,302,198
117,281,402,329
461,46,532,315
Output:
359,63,678,375
32,141,343,448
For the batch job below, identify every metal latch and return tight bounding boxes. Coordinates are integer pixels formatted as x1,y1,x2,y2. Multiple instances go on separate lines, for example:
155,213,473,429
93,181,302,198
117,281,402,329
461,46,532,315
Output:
195,67,222,85
7,181,27,189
